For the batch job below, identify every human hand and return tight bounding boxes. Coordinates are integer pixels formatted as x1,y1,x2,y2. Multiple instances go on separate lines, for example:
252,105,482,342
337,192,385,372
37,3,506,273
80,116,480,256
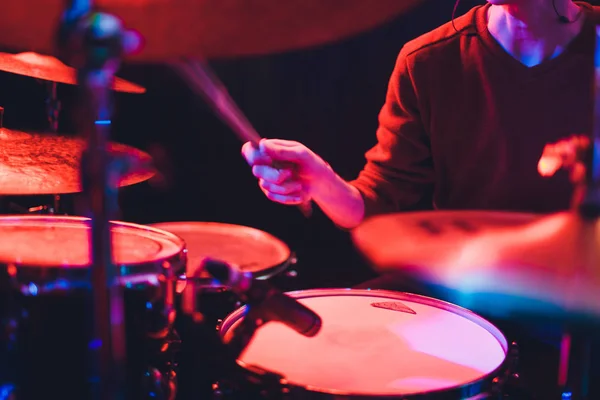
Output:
241,139,331,205
538,135,590,184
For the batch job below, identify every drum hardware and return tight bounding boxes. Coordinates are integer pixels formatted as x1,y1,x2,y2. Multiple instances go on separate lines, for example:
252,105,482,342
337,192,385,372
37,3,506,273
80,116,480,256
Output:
213,305,294,400
177,264,252,399
53,13,145,395
150,221,298,330
46,81,61,132
176,258,318,400
557,327,600,400
205,259,322,337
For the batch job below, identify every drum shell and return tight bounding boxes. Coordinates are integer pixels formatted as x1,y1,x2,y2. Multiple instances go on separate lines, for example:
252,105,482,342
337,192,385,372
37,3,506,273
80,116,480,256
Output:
0,216,187,399
216,289,513,400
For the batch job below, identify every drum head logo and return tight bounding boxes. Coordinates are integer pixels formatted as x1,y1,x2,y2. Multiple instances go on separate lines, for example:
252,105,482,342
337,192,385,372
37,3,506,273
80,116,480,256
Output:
371,302,416,314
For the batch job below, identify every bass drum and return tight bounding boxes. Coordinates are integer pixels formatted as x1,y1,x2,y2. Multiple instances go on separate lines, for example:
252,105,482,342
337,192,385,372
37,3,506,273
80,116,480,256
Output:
148,221,296,399
217,289,514,399
0,216,186,400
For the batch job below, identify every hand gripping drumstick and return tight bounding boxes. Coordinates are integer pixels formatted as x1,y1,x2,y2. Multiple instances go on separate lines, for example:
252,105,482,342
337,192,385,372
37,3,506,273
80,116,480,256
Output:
172,58,313,217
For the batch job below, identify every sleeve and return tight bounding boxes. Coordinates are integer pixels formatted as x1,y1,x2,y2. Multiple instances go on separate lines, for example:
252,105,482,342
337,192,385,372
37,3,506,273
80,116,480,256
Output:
350,48,434,218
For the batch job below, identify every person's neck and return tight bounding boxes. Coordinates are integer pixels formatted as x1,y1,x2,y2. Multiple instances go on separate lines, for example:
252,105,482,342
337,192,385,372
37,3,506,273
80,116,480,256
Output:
487,0,584,67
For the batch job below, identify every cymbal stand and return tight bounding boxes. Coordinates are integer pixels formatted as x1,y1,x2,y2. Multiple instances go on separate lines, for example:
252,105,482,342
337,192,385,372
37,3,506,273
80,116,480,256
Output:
556,25,600,400
46,81,61,133
46,81,62,213
58,2,127,399
557,328,597,400
579,26,600,219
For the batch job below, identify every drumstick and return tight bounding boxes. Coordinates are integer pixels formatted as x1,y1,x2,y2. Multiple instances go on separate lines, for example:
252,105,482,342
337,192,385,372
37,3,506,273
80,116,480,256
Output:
172,58,313,217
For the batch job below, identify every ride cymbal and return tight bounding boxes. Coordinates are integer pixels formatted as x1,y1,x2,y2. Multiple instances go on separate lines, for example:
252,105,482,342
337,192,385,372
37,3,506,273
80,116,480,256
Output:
0,127,155,194
2,1,424,61
0,52,145,93
353,210,600,320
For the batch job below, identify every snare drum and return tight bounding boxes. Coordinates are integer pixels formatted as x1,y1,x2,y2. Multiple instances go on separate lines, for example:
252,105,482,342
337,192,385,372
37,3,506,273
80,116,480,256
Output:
149,221,295,322
0,216,186,399
218,289,511,399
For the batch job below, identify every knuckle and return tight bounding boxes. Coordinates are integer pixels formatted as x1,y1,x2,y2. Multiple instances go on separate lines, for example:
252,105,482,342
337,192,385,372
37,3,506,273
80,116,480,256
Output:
252,165,264,178
274,170,288,184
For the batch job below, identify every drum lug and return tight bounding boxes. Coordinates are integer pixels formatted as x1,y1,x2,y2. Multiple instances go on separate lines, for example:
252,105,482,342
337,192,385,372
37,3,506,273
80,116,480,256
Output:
212,380,237,399
492,341,532,399
285,270,298,278
212,382,224,399
142,366,177,400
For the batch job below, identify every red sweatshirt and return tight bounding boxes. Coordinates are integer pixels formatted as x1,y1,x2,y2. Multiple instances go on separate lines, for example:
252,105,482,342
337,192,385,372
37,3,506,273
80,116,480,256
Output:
351,2,600,218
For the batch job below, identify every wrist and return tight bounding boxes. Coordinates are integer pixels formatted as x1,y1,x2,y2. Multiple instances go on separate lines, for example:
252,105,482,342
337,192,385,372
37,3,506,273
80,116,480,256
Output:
308,159,339,202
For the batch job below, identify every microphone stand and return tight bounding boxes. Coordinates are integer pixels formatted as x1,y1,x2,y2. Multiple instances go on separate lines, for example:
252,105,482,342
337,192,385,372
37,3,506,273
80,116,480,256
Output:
58,2,126,399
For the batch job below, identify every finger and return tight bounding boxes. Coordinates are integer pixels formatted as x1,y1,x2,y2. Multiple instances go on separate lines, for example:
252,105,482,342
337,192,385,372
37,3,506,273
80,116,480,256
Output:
263,138,302,148
241,141,273,166
261,188,309,205
538,154,562,177
252,165,292,184
259,139,309,163
259,179,303,195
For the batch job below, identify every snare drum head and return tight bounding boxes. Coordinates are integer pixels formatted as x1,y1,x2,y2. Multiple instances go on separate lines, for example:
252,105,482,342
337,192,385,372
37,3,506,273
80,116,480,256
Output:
0,216,185,268
149,222,290,279
220,289,507,397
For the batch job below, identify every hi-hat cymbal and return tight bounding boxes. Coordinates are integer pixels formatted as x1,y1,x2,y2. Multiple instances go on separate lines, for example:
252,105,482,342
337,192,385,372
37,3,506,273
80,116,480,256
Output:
0,127,155,194
352,211,540,269
0,52,145,93
2,1,424,61
352,211,600,320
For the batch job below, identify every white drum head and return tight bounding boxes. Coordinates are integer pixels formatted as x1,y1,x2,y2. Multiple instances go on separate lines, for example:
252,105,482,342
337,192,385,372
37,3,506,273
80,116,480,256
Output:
220,289,507,397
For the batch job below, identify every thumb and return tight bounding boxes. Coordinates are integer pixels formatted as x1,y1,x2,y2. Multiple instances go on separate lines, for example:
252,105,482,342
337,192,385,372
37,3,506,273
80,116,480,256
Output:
259,139,308,163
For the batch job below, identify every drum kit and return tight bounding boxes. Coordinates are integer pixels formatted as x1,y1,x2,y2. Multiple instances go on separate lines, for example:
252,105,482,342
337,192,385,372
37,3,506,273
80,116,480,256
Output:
0,1,599,400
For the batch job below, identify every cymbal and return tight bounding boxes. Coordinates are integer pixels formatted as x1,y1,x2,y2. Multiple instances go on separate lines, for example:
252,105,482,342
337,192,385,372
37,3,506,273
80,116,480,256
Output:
352,211,540,269
352,211,600,320
0,52,145,93
0,127,155,194
2,1,424,61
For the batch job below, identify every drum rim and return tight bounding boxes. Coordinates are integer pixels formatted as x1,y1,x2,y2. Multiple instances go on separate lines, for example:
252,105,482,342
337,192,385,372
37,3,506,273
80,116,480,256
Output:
0,215,187,291
149,221,293,280
219,288,510,399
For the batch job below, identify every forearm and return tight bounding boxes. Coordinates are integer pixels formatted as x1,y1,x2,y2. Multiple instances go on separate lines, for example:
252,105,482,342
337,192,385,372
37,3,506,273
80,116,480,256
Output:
311,165,365,229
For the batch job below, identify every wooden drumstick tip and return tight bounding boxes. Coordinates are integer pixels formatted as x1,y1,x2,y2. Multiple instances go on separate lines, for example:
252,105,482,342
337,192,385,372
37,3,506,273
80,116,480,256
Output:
538,156,562,177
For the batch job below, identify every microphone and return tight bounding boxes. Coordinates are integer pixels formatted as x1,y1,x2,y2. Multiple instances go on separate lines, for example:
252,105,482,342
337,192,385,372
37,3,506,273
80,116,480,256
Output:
203,259,322,337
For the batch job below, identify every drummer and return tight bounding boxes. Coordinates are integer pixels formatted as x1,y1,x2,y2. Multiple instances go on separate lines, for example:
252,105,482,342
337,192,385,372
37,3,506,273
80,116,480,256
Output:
243,0,598,396
243,0,595,226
